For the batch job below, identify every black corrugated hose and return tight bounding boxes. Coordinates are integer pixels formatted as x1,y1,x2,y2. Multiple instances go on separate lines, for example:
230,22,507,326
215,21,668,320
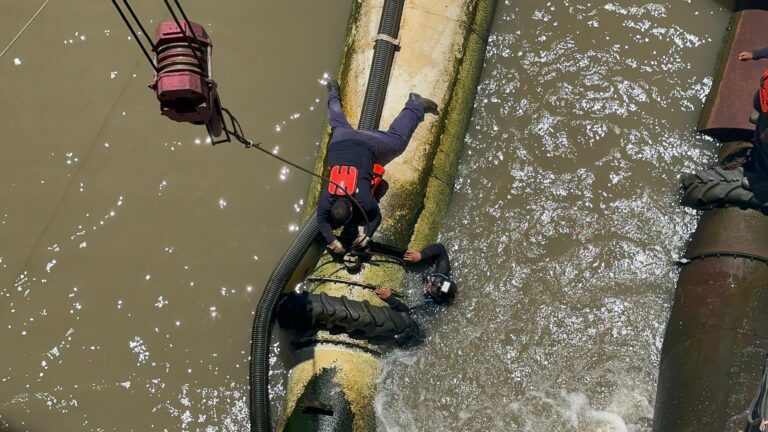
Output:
248,0,405,430
358,0,406,131
249,215,319,432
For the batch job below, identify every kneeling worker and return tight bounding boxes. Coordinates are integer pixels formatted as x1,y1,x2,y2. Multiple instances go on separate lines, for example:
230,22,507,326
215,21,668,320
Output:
375,243,458,312
317,79,439,255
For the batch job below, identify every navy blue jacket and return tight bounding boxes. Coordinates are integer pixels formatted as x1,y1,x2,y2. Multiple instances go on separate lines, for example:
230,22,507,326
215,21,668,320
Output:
317,139,382,245
754,48,768,60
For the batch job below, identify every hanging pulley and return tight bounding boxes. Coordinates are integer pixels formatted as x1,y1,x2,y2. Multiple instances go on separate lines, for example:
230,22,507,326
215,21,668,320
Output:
110,0,227,142
149,21,223,137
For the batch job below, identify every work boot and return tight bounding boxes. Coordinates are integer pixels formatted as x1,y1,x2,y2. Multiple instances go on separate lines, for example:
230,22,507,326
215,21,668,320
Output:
749,110,759,125
409,93,439,115
327,79,340,93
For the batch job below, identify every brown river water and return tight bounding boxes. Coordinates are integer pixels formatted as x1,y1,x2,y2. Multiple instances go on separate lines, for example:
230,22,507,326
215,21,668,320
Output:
0,0,732,431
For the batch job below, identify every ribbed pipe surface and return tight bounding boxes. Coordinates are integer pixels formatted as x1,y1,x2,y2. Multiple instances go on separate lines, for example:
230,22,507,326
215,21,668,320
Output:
249,216,319,432
357,0,405,130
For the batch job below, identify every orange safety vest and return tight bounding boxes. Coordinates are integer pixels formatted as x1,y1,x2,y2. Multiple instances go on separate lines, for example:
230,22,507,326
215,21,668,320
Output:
328,164,386,197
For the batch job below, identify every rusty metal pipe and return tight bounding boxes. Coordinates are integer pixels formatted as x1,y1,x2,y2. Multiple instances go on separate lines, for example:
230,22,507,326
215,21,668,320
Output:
654,209,768,430
698,10,768,142
655,4,768,429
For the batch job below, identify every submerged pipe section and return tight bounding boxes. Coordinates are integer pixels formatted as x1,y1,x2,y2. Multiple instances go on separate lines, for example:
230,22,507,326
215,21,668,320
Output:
698,9,768,142
653,5,768,431
281,2,406,431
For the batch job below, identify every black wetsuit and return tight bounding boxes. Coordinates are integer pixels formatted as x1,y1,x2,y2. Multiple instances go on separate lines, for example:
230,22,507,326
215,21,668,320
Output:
382,243,454,312
419,243,452,277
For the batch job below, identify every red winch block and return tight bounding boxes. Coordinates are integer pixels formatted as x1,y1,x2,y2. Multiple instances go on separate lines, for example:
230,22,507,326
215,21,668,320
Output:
151,21,217,125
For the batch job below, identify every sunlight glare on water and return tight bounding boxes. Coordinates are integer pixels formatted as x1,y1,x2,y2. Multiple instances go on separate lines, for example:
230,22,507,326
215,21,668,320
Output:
375,1,728,430
0,0,733,430
0,1,350,430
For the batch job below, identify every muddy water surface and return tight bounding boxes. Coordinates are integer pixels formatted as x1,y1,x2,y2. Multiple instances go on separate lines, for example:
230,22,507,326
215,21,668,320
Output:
374,1,729,430
1,0,735,431
0,1,350,430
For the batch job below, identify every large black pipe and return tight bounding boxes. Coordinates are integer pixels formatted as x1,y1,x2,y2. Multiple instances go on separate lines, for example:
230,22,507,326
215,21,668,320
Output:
357,0,405,130
248,0,405,430
249,216,320,432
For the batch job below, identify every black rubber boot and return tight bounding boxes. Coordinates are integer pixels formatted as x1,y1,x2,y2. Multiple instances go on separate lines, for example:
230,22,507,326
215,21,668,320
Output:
409,92,439,115
372,179,389,202
327,79,340,93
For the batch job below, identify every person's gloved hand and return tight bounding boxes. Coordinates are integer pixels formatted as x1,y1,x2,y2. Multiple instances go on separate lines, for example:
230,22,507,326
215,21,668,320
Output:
328,239,345,254
352,234,370,249
353,226,370,249
326,78,340,93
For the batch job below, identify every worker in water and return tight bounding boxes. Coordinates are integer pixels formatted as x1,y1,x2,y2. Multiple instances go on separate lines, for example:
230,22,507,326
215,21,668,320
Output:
374,243,457,312
318,79,439,255
739,48,768,61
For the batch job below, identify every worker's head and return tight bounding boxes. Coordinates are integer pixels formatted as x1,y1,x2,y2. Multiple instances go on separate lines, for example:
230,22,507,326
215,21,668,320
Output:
424,273,457,304
330,198,354,227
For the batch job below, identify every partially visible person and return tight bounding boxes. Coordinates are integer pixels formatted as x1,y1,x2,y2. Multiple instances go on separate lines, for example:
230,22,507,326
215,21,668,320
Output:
739,48,768,61
403,243,456,305
743,69,768,199
374,243,458,311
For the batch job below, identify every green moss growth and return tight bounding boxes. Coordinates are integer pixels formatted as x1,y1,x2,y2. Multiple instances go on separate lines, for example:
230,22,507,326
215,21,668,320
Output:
410,0,498,249
309,252,404,306
301,0,499,310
